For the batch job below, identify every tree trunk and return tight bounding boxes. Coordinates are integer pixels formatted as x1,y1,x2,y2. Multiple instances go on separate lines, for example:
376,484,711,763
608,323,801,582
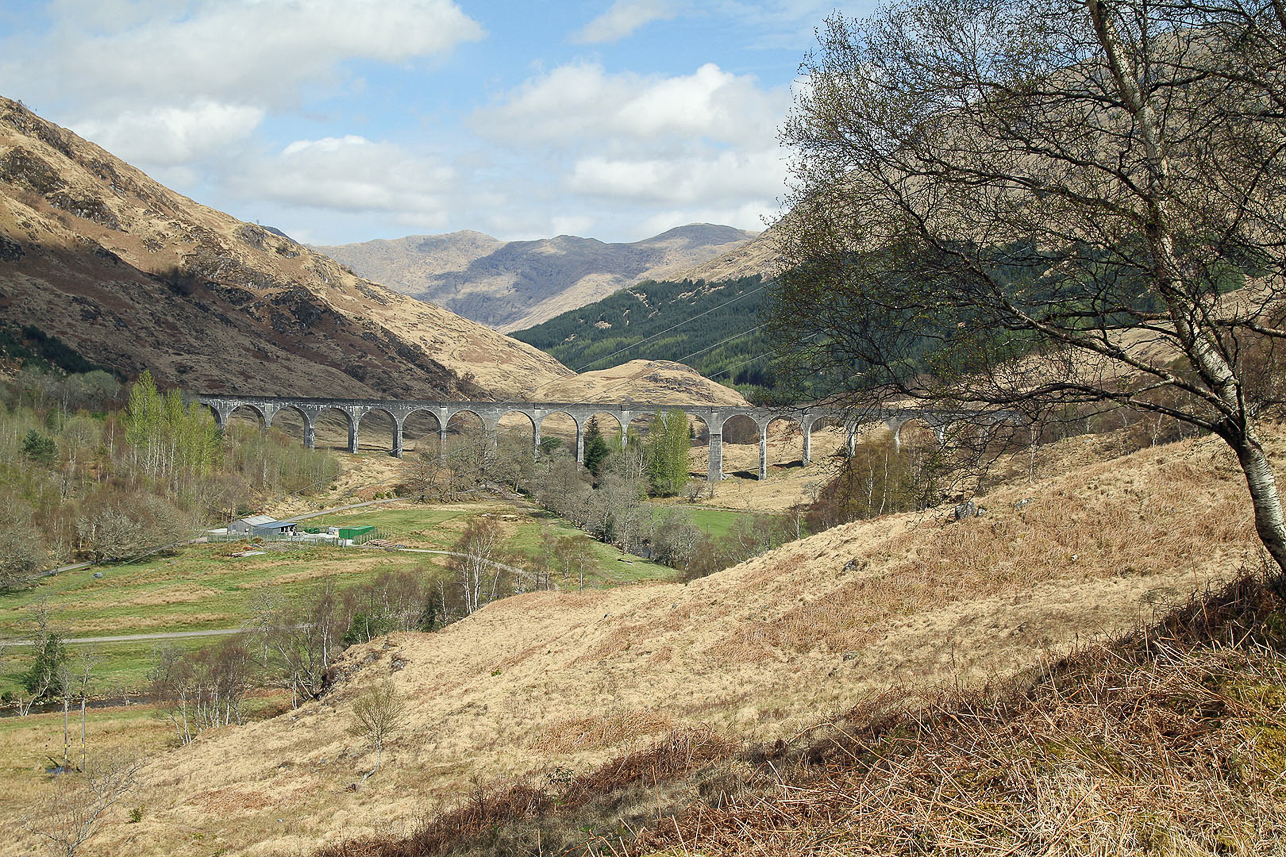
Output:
1231,430,1286,595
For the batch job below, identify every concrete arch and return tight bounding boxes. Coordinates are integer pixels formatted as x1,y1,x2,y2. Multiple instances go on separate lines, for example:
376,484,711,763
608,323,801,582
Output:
443,409,492,462
580,411,625,468
446,408,491,435
720,413,759,445
226,403,267,430
312,406,354,452
889,416,944,451
761,415,805,479
197,401,224,429
401,408,444,457
537,411,582,462
358,407,399,456
800,414,843,465
268,404,312,447
496,409,539,457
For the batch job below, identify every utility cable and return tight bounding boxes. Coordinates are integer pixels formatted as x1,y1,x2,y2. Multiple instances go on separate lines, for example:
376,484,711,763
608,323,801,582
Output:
571,283,767,372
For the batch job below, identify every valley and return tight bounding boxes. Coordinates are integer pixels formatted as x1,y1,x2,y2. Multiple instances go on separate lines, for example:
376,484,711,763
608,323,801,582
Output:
313,224,759,333
4,1,1286,852
0,416,1269,855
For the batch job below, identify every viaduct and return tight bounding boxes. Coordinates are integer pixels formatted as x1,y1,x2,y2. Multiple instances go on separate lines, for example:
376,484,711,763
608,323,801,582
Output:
196,395,966,482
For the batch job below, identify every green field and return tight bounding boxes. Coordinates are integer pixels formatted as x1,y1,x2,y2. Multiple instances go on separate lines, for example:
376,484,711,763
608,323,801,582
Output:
685,508,757,540
0,501,673,697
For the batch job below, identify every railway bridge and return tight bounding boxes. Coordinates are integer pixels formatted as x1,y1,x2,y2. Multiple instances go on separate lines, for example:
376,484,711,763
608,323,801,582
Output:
195,395,974,482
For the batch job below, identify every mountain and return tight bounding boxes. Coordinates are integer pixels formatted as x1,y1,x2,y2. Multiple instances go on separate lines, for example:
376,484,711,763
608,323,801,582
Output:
512,275,774,398
0,96,572,401
666,221,782,284
313,223,758,333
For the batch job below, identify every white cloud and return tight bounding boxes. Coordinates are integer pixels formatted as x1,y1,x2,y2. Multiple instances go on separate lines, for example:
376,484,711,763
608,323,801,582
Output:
637,202,771,237
74,101,264,165
572,0,674,44
11,0,485,109
568,148,785,205
239,135,455,219
465,60,791,241
473,62,786,147
550,215,597,237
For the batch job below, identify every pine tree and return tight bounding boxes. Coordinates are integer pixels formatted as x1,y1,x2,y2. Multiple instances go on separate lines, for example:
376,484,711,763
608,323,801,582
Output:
583,417,610,477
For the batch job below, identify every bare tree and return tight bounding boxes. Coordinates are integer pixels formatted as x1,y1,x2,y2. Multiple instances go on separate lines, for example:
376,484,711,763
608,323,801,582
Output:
22,750,142,857
0,494,45,589
149,637,252,743
773,0,1286,584
554,536,598,591
450,518,508,615
55,648,100,771
348,677,405,775
270,583,348,704
404,451,449,502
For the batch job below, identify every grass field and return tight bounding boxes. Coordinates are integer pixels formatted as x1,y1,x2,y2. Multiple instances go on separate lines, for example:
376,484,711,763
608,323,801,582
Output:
684,507,762,540
0,500,673,698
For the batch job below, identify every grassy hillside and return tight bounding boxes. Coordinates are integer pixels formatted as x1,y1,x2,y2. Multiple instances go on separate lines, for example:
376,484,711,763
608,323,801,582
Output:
4,423,1269,856
329,573,1286,856
511,275,775,401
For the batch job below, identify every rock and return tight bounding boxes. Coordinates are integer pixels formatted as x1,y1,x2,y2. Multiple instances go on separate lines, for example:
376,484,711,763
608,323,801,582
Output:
93,572,104,579
842,651,859,661
1013,498,1034,510
952,499,979,520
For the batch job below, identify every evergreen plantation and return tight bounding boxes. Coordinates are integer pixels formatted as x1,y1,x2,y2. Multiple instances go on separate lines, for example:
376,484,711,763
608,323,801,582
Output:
511,276,774,401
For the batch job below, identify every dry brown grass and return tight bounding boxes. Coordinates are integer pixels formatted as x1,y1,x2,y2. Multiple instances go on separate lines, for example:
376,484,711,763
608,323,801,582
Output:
634,575,1286,855
532,711,675,754
122,584,221,606
0,429,1273,856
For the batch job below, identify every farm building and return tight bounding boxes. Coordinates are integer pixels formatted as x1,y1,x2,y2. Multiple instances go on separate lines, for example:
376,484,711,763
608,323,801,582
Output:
228,515,298,538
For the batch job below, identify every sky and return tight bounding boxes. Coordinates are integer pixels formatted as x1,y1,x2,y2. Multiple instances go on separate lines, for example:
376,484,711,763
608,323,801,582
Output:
0,0,879,246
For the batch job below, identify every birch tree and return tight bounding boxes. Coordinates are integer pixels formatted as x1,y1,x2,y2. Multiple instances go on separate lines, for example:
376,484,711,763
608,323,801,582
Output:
450,518,507,616
772,0,1286,585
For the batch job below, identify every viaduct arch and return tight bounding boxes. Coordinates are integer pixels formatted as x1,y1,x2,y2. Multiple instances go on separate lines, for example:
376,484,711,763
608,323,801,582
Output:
197,395,988,482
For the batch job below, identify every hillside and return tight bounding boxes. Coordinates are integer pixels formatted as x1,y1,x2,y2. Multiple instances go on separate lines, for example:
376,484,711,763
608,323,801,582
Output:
512,275,773,397
0,96,571,400
313,224,758,333
668,220,782,284
4,425,1268,856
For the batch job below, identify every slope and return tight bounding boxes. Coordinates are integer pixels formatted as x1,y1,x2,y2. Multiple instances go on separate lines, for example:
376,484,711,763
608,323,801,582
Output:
314,224,758,333
0,97,572,400
5,426,1265,856
512,275,773,398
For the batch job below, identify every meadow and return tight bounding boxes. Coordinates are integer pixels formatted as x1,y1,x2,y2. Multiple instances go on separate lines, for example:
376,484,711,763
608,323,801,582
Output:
0,499,675,699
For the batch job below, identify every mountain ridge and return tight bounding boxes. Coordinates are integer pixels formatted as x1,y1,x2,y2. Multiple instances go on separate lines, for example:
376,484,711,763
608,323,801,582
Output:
314,223,758,332
0,97,749,406
0,96,572,400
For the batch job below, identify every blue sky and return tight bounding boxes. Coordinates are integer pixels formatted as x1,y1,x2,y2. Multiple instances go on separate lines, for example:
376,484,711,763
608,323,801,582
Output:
0,1,878,245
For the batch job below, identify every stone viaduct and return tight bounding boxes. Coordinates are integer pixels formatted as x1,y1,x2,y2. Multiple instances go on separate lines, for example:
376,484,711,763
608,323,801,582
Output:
196,395,969,482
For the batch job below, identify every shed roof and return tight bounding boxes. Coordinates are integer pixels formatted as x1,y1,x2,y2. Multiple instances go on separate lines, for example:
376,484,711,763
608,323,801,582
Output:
239,515,277,526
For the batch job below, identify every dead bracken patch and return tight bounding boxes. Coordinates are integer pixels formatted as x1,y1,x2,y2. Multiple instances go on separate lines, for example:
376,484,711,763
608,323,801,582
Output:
634,574,1286,856
532,711,674,754
188,786,279,814
124,583,221,606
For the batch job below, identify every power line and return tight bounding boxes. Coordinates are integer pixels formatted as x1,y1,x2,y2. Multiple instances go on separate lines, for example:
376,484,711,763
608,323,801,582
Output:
573,282,768,372
578,324,768,404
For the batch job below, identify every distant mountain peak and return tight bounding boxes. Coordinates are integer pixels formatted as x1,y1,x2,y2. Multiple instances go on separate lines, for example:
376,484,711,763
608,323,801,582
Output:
313,223,759,332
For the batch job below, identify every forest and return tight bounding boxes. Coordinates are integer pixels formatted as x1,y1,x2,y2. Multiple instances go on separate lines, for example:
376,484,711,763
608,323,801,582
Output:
511,275,775,401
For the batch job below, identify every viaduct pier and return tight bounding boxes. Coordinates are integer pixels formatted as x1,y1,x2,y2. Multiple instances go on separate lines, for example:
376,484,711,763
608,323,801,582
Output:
196,396,964,482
